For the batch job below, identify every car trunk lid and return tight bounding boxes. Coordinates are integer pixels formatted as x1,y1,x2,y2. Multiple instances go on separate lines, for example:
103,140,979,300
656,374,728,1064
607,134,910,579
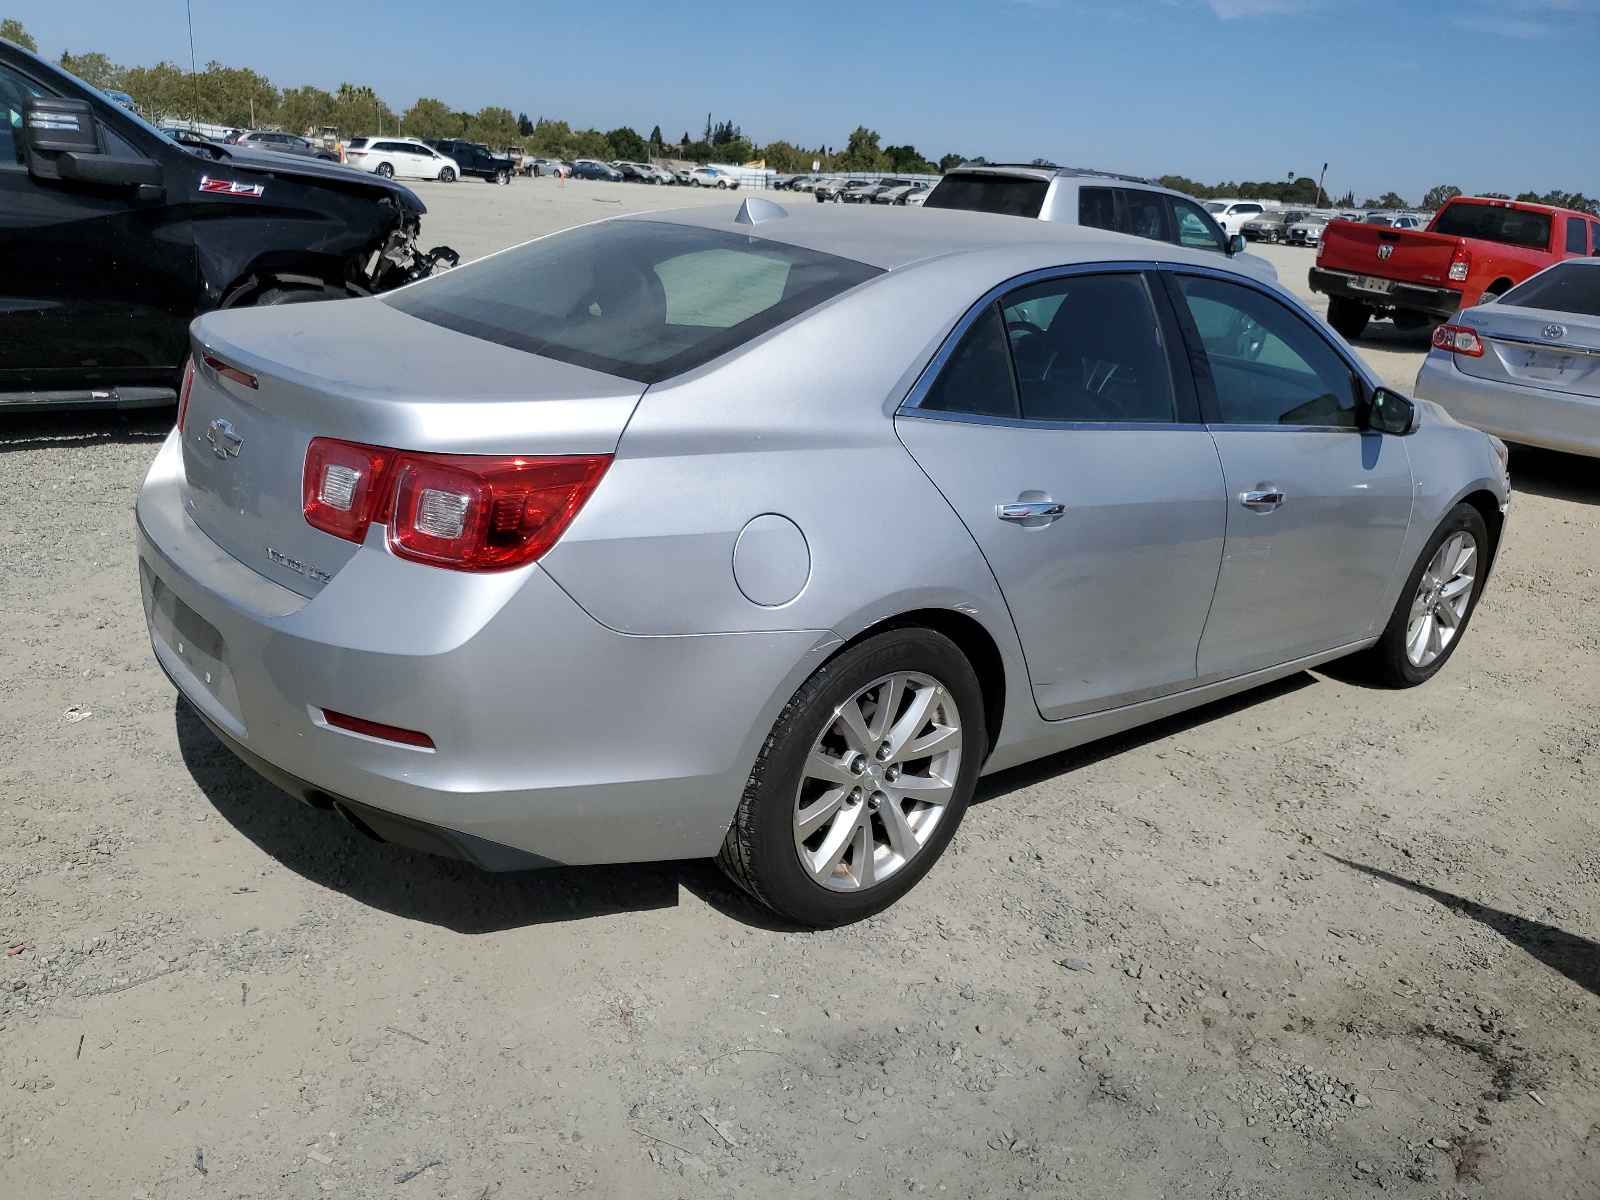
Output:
1454,305,1600,397
180,298,645,598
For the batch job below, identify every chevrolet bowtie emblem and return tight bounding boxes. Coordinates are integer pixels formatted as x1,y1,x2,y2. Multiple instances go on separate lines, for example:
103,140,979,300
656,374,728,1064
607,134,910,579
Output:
206,418,243,459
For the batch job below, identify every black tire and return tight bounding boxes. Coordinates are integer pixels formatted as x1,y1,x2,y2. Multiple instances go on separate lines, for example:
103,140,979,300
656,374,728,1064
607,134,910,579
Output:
249,285,342,306
1326,295,1372,340
375,162,394,179
716,627,986,927
494,169,510,185
1353,502,1491,688
439,167,456,183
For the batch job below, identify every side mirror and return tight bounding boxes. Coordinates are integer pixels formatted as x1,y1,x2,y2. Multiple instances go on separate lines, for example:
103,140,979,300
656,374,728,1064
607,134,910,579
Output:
22,96,98,180
1227,233,1247,255
1367,386,1417,436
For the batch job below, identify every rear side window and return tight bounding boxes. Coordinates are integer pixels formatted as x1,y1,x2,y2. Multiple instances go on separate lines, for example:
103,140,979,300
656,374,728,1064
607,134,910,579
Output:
924,174,1049,218
1079,186,1117,232
1566,217,1589,255
1592,222,1600,255
920,304,1017,419
1000,273,1176,423
1499,263,1600,317
1431,202,1553,251
386,220,881,384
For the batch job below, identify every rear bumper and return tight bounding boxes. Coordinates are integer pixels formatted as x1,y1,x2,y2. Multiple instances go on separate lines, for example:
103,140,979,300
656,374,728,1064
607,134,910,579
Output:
135,429,833,869
1309,266,1463,320
1414,351,1600,457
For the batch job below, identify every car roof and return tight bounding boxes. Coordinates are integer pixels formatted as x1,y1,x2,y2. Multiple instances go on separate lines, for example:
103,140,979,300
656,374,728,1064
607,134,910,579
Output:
623,203,1270,276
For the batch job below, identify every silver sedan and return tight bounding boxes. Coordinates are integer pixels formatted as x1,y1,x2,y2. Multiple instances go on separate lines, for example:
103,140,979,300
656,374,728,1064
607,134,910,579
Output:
137,203,1510,926
1414,258,1600,457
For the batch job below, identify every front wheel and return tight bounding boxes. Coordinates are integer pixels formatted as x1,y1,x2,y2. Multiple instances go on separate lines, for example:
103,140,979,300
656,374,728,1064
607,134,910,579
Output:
494,169,510,185
375,162,394,179
1356,503,1490,687
439,167,456,183
716,627,985,927
1326,295,1372,340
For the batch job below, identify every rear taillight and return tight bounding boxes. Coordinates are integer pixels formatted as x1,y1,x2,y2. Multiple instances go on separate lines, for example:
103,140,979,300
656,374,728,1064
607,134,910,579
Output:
302,438,610,571
176,357,196,430
1448,244,1471,283
304,439,393,543
1432,324,1485,357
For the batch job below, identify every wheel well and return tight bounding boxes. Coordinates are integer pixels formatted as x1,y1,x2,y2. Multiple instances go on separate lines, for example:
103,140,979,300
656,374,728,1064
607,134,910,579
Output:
1460,489,1505,569
1485,278,1514,297
834,609,1007,757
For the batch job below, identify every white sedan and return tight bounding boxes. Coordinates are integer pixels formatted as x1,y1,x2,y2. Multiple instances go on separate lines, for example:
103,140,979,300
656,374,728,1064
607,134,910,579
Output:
345,138,460,182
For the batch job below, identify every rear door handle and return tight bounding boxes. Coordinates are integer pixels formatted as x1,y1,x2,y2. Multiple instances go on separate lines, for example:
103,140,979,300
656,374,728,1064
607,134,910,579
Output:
997,502,1066,522
1240,489,1286,511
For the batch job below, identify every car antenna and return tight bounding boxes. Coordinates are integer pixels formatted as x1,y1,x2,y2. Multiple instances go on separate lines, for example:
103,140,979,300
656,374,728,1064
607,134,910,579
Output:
735,197,788,226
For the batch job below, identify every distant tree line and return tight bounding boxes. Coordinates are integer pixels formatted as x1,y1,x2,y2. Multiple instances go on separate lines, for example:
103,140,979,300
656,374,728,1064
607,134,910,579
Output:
11,19,1597,207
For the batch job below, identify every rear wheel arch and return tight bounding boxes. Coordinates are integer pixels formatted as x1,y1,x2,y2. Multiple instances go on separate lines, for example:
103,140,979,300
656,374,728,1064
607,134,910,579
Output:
1483,277,1514,300
826,609,1006,760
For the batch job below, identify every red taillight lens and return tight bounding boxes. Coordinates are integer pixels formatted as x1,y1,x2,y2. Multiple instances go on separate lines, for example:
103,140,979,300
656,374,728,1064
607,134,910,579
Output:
303,438,393,543
388,454,610,570
202,354,258,390
1432,324,1485,357
301,439,610,570
176,357,196,431
1448,245,1471,283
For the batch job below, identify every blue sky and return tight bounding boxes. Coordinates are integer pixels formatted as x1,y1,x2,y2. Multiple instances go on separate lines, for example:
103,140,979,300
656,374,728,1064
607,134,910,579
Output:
11,0,1599,202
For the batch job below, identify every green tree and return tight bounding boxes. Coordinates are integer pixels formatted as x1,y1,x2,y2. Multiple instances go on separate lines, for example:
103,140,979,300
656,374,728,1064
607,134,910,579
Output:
59,51,123,90
938,153,967,173
605,126,648,162
761,140,814,173
1374,191,1409,209
566,127,612,159
527,118,574,157
517,111,533,136
648,125,664,155
468,105,519,149
884,144,935,174
834,126,890,172
1333,190,1356,207
1515,189,1598,215
0,17,35,51
278,85,336,136
1159,175,1216,200
401,97,460,140
1422,184,1461,211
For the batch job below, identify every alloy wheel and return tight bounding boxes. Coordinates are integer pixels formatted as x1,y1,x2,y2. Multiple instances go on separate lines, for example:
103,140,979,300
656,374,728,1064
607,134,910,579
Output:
1405,531,1478,668
793,672,961,892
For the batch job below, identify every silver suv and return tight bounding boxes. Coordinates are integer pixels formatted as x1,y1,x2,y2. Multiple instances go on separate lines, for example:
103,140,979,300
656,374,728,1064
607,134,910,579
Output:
924,165,1277,282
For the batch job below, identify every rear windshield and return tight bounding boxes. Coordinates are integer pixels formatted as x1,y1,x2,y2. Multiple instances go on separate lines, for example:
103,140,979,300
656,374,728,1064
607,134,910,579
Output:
1499,263,1600,318
1431,202,1553,251
385,220,881,383
924,174,1049,219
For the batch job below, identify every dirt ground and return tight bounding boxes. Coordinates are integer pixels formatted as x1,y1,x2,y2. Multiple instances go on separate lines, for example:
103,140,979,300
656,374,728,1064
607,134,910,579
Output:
2,182,1598,1200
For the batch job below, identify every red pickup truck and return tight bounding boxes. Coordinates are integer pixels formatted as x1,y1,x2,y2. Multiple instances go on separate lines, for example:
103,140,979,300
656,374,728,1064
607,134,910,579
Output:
1310,196,1600,339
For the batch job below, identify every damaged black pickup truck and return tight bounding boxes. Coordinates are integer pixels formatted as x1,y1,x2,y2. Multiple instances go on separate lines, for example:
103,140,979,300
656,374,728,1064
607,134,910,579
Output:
0,38,457,412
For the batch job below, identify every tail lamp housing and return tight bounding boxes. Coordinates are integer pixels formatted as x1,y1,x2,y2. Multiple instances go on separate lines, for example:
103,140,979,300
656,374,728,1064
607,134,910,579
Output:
303,437,610,571
1432,324,1485,357
1448,245,1471,283
176,356,196,431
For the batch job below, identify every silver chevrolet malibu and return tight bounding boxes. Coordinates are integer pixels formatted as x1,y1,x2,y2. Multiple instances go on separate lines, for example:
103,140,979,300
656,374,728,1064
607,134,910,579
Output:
137,201,1511,926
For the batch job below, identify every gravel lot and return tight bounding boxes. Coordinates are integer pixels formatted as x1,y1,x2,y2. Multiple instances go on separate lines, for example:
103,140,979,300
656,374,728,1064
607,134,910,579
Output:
3,179,1598,1200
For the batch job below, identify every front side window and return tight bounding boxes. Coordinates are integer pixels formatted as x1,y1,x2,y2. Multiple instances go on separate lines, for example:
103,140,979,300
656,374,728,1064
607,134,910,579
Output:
1172,198,1226,252
1000,274,1176,422
0,63,47,165
1173,275,1359,427
386,220,881,384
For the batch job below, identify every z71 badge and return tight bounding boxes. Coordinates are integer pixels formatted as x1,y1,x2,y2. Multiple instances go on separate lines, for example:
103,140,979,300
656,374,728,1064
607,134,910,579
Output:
199,176,265,198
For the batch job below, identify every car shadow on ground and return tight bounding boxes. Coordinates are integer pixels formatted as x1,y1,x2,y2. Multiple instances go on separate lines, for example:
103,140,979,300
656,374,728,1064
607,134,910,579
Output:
1507,445,1600,506
0,407,173,454
1348,321,1435,353
974,670,1318,805
174,698,803,935
1326,855,1600,1000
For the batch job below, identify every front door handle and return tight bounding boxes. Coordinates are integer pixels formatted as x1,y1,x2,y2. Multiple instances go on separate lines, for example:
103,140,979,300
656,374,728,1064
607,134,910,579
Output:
997,502,1066,522
1240,489,1286,511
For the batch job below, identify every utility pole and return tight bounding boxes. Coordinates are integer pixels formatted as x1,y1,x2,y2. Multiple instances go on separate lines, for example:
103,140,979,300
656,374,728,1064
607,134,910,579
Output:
1316,162,1328,208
